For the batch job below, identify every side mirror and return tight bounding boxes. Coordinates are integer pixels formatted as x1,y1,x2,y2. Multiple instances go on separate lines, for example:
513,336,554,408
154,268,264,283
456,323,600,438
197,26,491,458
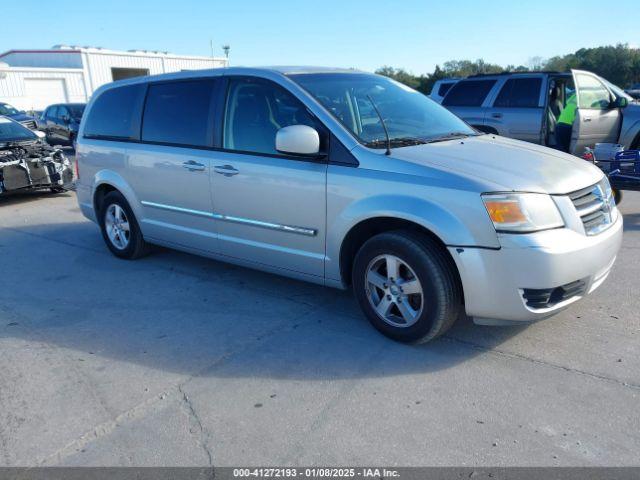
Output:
276,125,320,156
612,97,629,109
34,130,46,139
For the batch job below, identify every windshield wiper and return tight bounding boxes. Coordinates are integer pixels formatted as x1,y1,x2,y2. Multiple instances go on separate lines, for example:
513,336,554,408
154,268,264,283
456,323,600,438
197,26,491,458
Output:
364,137,428,149
422,132,477,144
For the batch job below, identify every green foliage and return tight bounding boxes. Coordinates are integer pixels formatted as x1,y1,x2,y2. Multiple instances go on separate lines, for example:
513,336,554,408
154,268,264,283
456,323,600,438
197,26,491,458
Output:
545,44,640,88
375,44,640,93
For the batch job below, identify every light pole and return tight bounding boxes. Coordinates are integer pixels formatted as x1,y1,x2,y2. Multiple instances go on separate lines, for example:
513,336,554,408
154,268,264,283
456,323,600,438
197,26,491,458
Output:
222,45,230,65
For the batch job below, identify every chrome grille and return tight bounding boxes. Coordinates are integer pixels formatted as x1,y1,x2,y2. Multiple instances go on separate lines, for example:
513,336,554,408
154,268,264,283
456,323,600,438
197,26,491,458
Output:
20,120,37,130
569,180,614,235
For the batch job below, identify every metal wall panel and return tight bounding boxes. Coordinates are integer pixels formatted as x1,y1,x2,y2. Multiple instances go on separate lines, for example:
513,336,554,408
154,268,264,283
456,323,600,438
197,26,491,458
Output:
0,69,86,110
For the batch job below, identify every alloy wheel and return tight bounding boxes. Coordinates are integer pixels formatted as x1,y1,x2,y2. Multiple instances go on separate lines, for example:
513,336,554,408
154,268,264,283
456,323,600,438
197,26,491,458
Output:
364,254,424,328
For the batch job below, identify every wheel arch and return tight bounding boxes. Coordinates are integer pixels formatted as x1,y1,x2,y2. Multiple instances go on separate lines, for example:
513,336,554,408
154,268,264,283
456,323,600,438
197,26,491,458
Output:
338,216,462,291
91,170,142,221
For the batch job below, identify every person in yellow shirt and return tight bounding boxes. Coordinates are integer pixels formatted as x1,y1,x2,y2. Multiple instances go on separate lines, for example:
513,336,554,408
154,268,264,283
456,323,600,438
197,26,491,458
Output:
556,93,577,152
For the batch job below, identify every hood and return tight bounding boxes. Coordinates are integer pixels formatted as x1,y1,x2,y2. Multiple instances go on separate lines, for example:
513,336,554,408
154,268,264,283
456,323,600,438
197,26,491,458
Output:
9,112,36,123
388,134,603,194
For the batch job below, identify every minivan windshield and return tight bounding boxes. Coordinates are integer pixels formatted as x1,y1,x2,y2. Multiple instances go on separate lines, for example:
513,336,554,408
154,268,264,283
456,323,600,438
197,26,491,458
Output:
290,73,477,148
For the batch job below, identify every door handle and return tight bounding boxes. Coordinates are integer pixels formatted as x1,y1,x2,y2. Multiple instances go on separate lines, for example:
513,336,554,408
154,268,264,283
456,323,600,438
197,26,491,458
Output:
583,117,592,123
491,112,503,119
182,160,206,172
214,165,239,177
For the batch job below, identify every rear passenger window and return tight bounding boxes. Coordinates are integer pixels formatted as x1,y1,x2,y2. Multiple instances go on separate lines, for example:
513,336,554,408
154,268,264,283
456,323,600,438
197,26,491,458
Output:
442,80,496,107
494,78,542,108
84,84,146,140
142,80,217,147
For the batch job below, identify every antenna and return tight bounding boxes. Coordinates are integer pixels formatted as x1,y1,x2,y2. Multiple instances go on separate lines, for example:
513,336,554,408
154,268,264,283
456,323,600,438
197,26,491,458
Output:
210,39,214,58
367,95,391,156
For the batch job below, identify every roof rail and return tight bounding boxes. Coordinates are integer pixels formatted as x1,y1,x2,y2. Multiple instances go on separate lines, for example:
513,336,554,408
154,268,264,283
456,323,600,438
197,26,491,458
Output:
467,71,563,78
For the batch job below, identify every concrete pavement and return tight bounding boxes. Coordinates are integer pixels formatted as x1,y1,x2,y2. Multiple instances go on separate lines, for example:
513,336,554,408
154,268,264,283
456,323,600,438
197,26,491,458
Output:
0,189,638,466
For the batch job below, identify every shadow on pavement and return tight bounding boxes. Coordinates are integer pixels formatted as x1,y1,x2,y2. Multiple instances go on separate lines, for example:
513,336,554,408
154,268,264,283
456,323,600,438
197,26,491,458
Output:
0,190,73,207
0,220,528,380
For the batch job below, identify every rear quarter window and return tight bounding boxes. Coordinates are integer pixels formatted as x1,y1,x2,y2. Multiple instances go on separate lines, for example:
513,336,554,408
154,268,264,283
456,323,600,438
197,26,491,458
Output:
437,82,455,97
83,84,146,140
442,80,496,107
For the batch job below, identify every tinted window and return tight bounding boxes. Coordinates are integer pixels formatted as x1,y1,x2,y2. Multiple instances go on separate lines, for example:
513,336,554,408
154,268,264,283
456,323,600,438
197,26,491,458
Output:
45,106,56,119
494,78,542,108
0,103,20,116
438,82,455,97
142,80,216,147
84,84,146,140
67,104,85,119
442,80,496,107
223,78,317,155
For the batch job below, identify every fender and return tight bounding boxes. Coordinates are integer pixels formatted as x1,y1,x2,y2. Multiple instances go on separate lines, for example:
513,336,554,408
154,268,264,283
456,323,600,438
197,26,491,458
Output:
325,193,500,282
619,117,640,149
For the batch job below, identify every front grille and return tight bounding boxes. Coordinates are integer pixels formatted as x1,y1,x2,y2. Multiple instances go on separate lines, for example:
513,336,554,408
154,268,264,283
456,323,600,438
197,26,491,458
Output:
20,120,37,130
569,181,614,235
522,280,586,309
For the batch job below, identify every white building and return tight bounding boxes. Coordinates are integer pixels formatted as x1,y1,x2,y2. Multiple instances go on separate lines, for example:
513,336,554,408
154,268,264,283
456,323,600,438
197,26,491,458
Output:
0,46,228,111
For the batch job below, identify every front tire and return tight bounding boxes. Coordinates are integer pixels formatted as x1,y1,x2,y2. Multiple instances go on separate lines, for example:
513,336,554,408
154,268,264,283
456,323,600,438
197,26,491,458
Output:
99,191,149,259
352,231,462,344
613,187,623,205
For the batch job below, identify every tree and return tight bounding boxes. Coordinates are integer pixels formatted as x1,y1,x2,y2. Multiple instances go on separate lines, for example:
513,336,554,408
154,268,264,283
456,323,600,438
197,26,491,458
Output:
375,44,640,93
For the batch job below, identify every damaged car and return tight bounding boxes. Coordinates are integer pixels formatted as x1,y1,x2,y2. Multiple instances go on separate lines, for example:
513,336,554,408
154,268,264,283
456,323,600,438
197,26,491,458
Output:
0,116,73,196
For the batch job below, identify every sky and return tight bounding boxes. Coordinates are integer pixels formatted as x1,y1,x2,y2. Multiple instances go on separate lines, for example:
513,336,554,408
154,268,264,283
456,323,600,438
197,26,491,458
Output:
2,0,638,75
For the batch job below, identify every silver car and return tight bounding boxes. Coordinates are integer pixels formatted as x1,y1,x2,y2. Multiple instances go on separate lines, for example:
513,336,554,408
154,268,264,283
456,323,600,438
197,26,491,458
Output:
76,67,623,344
442,70,640,154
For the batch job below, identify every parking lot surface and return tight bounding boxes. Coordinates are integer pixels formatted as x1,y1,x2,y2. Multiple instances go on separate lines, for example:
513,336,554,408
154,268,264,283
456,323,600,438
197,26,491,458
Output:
0,189,639,466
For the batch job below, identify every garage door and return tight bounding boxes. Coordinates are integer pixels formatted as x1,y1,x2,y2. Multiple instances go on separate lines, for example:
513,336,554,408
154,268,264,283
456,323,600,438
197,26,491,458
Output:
24,78,68,111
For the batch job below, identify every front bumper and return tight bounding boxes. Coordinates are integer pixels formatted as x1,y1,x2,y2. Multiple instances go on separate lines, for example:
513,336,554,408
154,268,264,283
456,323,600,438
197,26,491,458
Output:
449,214,623,324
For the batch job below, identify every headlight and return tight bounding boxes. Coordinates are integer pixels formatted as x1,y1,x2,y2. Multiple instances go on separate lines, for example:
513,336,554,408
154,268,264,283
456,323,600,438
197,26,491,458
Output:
482,193,564,233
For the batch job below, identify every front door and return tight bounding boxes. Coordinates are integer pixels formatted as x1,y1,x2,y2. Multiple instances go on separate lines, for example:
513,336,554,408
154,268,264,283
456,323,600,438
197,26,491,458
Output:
210,77,327,278
570,70,622,155
126,79,220,253
45,106,64,144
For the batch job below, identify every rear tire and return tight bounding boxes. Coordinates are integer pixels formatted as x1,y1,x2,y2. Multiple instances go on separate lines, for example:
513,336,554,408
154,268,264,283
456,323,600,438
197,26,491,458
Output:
98,191,149,259
352,230,462,344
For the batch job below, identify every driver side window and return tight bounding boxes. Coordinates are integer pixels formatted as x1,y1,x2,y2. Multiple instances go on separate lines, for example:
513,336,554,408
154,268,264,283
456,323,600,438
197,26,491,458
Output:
48,106,59,120
223,78,317,155
575,73,611,110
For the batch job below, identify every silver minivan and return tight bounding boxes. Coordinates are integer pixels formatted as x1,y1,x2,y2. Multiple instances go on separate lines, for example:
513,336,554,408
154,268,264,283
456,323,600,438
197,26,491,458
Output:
76,67,623,344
